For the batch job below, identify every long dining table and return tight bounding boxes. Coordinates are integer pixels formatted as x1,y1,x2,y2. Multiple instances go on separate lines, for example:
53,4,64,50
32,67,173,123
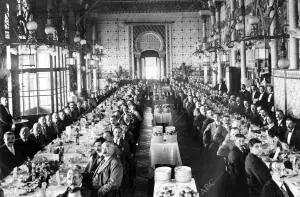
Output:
203,93,300,197
1,102,114,197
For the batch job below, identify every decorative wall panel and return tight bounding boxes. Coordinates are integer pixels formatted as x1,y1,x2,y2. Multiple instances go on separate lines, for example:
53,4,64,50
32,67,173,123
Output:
97,20,130,73
171,17,202,68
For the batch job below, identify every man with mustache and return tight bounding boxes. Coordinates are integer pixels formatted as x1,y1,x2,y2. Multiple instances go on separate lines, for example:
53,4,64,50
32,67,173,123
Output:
56,166,92,197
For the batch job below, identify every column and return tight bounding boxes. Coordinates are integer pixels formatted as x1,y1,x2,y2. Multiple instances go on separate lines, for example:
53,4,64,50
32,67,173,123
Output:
142,58,146,79
93,67,97,92
239,0,247,85
74,52,82,96
160,56,165,79
215,4,222,84
270,10,278,69
85,58,90,93
288,0,299,69
136,56,140,79
157,57,161,80
212,70,217,86
204,66,208,84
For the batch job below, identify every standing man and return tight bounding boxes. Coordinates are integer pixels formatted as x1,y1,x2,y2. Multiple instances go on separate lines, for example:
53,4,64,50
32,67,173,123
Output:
0,97,13,145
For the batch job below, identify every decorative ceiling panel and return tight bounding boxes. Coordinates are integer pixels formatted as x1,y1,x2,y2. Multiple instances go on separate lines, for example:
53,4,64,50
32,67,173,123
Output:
89,1,208,13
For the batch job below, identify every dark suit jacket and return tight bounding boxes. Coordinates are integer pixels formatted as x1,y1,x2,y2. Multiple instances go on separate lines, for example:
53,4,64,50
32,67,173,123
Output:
201,118,214,133
14,138,41,160
0,144,23,178
52,122,64,138
245,153,272,197
240,90,251,102
235,103,245,115
257,92,269,109
275,119,286,141
249,112,262,126
91,156,123,197
244,107,251,118
227,146,248,197
29,134,48,147
251,91,260,104
284,128,300,151
0,104,13,143
228,146,247,185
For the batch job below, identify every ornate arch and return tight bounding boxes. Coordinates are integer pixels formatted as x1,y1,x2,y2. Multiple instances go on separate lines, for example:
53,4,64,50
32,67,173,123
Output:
135,31,164,53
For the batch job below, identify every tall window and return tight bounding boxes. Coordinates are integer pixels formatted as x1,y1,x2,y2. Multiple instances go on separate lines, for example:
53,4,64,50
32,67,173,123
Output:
18,46,69,116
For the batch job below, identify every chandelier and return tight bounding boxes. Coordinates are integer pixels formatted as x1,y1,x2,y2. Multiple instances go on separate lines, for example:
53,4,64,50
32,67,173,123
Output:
225,0,288,48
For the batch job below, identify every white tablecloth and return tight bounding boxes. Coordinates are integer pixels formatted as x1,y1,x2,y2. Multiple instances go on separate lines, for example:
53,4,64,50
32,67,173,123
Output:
153,112,173,125
150,139,182,168
272,173,300,197
153,178,197,197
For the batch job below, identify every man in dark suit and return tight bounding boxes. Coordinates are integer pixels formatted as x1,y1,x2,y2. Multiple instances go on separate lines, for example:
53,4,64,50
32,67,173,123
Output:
29,123,47,148
256,86,269,110
275,110,286,141
38,116,53,144
85,137,106,175
250,85,260,104
91,141,123,197
234,96,244,115
58,111,67,132
14,127,41,160
0,97,13,145
284,118,300,151
63,106,74,126
249,104,261,126
0,132,23,179
239,84,251,102
69,102,80,122
52,112,63,138
57,167,92,197
245,138,272,197
227,134,248,197
243,100,251,118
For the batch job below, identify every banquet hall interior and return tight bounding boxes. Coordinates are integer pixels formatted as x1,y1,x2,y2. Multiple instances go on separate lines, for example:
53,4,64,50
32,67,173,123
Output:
1,0,300,197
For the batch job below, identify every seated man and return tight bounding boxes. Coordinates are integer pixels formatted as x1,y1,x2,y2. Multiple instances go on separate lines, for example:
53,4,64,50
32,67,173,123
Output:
57,166,92,197
85,137,106,175
284,118,300,151
29,123,47,148
15,127,42,160
203,113,228,148
0,132,23,178
245,138,272,197
69,102,80,122
91,141,123,197
227,134,248,197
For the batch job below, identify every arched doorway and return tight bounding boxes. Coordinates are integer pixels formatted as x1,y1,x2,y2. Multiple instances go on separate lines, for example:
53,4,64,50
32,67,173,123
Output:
140,50,160,80
133,30,166,80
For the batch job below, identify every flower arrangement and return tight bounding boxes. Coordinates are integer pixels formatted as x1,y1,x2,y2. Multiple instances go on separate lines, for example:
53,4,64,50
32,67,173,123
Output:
153,126,163,136
165,126,176,135
179,186,199,197
157,185,175,197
